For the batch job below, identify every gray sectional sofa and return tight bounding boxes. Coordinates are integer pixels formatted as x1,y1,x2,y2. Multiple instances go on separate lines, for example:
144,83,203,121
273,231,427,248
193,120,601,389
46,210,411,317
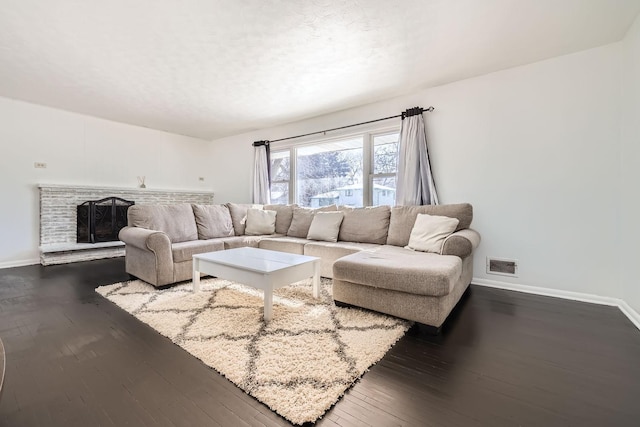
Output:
118,202,480,329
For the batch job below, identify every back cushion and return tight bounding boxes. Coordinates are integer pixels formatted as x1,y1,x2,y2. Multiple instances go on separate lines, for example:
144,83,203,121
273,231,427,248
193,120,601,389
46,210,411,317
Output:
287,205,338,238
338,205,391,244
386,203,473,247
226,203,263,235
127,204,198,243
191,204,234,239
263,204,297,234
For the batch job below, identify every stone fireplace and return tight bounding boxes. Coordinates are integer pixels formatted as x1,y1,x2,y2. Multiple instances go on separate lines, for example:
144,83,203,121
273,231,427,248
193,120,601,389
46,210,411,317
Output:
76,197,135,243
39,184,214,265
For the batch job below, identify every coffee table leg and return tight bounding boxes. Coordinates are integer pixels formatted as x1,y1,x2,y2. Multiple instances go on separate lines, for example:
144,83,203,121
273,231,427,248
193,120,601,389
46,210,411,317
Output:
263,289,273,321
193,258,200,293
312,260,320,299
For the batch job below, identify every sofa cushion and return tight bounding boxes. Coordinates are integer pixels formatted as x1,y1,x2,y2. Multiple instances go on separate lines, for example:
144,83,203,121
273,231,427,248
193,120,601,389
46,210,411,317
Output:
215,235,267,249
227,203,263,236
307,212,344,242
245,208,277,235
338,205,390,244
303,241,380,278
191,204,234,240
406,214,459,254
171,239,224,263
264,204,297,234
386,203,473,247
333,245,462,297
287,205,338,238
127,204,198,243
258,236,311,255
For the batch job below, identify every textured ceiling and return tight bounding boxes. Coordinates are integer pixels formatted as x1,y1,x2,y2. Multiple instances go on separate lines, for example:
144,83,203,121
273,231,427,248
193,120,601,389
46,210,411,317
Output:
1,0,639,140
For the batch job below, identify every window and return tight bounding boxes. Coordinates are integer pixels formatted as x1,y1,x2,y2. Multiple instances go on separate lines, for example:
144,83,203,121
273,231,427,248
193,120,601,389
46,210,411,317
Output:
270,129,399,207
269,150,290,204
371,132,399,206
297,137,363,207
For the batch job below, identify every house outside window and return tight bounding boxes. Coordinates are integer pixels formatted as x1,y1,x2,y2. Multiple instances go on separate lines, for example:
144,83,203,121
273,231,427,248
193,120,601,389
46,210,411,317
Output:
269,128,399,207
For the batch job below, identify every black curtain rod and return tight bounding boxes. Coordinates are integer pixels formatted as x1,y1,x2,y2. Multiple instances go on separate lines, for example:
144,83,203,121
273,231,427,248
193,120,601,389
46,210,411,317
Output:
260,106,434,145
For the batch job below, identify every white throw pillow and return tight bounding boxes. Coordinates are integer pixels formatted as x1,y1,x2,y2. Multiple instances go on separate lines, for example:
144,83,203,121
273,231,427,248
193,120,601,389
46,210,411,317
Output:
244,208,277,235
307,212,344,242
405,214,459,254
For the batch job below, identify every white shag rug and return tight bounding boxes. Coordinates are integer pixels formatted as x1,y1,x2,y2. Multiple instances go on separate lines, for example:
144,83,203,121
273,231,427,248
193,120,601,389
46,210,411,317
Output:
96,277,410,425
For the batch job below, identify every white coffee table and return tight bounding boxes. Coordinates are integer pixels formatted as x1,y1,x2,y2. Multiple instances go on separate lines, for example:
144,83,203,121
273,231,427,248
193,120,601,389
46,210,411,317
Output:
192,247,321,321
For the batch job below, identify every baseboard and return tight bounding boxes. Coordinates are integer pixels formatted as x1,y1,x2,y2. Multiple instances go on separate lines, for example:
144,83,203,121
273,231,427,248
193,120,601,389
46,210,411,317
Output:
0,258,40,270
473,277,640,332
618,300,640,331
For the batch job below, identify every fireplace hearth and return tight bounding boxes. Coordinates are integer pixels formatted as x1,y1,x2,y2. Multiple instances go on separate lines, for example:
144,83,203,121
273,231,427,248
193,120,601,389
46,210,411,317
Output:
77,197,134,243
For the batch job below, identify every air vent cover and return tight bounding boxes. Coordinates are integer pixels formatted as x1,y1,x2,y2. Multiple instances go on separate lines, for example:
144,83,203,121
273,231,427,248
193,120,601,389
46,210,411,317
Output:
487,257,518,277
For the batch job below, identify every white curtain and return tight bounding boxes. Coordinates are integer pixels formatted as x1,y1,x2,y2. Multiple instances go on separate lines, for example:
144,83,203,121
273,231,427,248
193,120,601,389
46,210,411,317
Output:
253,144,271,204
395,112,439,205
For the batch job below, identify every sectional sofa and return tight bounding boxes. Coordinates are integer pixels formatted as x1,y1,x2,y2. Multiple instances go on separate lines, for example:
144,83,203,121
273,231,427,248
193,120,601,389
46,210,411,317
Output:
118,202,480,329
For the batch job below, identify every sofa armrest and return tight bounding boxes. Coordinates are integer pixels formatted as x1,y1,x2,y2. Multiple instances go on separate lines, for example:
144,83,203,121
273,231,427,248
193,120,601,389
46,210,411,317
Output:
442,228,481,258
119,226,175,285
119,225,174,264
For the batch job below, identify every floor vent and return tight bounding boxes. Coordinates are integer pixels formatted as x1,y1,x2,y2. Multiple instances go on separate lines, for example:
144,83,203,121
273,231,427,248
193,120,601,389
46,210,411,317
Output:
487,257,518,277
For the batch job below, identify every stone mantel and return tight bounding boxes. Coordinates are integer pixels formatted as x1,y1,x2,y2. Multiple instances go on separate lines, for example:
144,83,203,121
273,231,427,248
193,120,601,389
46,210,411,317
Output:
38,184,215,265
38,183,215,195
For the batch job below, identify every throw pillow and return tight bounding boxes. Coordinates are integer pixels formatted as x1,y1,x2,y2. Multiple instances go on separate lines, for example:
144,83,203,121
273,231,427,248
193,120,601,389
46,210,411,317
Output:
244,208,277,235
287,205,338,238
405,214,460,254
227,203,263,235
306,212,344,242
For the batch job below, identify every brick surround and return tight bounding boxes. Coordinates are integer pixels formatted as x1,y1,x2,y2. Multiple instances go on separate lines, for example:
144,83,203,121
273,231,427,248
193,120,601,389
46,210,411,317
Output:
39,184,214,265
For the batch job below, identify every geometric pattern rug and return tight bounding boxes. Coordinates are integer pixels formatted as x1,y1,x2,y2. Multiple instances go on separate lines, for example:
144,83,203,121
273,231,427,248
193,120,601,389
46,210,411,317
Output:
96,277,410,425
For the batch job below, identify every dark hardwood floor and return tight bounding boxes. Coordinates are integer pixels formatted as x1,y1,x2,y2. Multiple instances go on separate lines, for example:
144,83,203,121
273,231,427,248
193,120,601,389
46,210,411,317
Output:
1,258,639,426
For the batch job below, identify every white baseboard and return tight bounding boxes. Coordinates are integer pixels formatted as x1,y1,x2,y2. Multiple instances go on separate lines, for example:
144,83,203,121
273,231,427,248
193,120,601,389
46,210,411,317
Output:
473,277,640,332
0,258,40,270
618,300,640,331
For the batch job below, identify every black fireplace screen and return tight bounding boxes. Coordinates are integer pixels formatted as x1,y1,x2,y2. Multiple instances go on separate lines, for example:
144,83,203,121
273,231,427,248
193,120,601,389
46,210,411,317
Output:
77,197,135,243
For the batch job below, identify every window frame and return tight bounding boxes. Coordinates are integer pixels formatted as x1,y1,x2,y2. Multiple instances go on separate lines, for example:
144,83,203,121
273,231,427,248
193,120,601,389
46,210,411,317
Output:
269,124,400,207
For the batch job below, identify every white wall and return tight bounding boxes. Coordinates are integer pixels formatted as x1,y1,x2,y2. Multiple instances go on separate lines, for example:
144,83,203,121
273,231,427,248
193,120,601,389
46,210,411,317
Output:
210,42,623,298
621,15,640,314
0,97,213,268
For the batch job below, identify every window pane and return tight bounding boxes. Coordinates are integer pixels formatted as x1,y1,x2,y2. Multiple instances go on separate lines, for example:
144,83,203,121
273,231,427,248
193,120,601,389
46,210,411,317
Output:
270,150,290,203
270,182,289,205
372,177,396,206
296,138,363,207
270,150,290,182
373,133,399,175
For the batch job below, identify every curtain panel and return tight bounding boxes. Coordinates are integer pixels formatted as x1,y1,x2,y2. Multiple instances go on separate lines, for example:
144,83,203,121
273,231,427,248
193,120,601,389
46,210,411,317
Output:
395,112,439,206
252,142,271,204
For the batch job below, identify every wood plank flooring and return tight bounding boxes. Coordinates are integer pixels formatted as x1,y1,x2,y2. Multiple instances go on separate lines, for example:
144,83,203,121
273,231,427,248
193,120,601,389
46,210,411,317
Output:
1,258,639,426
